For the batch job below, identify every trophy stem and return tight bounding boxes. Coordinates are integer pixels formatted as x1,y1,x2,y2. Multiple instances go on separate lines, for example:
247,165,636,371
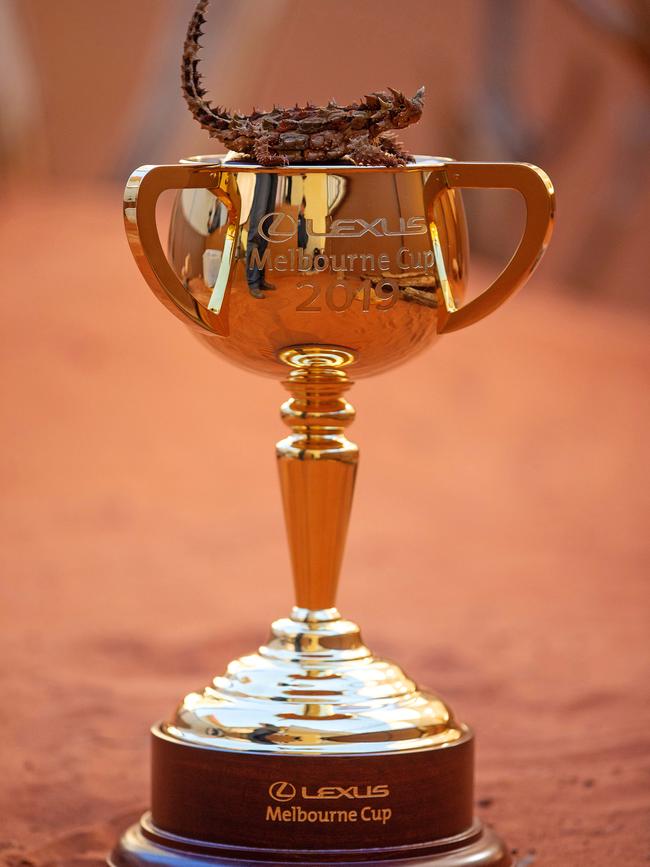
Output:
276,346,358,615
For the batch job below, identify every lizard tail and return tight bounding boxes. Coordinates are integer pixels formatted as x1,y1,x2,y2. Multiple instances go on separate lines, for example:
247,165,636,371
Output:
181,0,231,132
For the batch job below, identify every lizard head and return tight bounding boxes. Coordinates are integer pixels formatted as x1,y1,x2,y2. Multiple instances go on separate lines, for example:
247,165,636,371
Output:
385,86,425,129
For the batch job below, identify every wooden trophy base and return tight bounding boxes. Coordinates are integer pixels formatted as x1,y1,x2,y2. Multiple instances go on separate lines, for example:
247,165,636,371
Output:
111,816,508,866
109,725,511,867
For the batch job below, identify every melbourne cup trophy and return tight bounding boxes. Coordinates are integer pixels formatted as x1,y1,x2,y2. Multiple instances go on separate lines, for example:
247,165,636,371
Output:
111,2,555,865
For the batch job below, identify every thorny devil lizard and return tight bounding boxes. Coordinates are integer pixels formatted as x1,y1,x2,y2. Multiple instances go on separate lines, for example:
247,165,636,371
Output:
182,0,425,167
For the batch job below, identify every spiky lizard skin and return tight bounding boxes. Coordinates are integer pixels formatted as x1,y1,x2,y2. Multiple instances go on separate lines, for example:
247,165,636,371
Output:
182,0,425,167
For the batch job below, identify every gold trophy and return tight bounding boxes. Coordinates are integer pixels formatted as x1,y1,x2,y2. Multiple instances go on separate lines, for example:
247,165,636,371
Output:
112,154,554,867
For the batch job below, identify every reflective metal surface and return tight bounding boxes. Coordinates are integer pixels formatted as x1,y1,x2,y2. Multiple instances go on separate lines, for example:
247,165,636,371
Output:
277,346,358,611
123,153,555,757
125,154,553,378
165,609,467,754
166,155,466,378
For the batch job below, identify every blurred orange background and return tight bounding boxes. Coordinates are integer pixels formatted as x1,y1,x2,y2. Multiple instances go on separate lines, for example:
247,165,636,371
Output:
0,2,648,866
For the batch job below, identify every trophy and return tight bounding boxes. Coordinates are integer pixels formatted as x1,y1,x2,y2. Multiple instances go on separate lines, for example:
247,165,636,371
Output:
111,5,554,863
112,152,554,867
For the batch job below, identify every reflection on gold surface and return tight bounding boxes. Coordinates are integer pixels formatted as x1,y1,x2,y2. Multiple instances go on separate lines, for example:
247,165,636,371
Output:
164,611,466,755
277,346,358,612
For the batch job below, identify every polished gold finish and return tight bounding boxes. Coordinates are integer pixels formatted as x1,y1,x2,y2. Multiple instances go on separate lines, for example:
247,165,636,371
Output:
125,155,554,378
277,346,358,611
123,152,555,757
425,162,555,333
164,611,466,754
124,162,240,337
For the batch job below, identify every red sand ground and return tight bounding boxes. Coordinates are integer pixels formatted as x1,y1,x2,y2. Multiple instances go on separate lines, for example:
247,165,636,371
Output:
1,188,648,866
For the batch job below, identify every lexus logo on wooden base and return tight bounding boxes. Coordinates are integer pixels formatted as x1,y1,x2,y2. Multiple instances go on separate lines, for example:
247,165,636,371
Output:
269,782,391,802
268,781,297,802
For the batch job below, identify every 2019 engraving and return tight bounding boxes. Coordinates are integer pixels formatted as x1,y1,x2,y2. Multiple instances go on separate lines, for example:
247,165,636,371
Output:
296,281,399,313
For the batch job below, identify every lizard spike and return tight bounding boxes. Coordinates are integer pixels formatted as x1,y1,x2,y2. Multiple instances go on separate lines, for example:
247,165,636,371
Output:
181,0,232,132
181,7,422,169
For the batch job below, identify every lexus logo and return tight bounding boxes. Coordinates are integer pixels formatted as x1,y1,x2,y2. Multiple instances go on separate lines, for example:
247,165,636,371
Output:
268,781,296,802
257,212,428,243
258,212,297,243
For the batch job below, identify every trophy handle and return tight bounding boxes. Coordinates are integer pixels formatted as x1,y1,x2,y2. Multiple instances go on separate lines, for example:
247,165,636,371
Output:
427,162,555,334
123,163,240,336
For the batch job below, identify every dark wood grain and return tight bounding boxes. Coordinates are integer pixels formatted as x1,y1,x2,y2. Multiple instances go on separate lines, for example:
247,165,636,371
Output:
151,726,473,849
108,725,510,864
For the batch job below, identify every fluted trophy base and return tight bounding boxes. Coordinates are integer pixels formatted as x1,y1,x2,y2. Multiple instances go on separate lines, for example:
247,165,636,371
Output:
109,611,510,866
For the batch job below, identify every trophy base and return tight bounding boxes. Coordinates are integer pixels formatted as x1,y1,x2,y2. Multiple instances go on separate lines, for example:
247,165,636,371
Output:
110,814,510,866
108,613,510,866
108,725,510,867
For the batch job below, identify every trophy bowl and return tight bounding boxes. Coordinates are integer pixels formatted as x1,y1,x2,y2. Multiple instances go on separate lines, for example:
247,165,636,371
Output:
127,154,552,378
165,154,468,378
113,153,554,867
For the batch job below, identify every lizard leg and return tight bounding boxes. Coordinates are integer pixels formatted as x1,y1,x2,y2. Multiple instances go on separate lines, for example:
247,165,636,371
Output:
253,136,289,167
346,135,403,167
378,134,415,163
